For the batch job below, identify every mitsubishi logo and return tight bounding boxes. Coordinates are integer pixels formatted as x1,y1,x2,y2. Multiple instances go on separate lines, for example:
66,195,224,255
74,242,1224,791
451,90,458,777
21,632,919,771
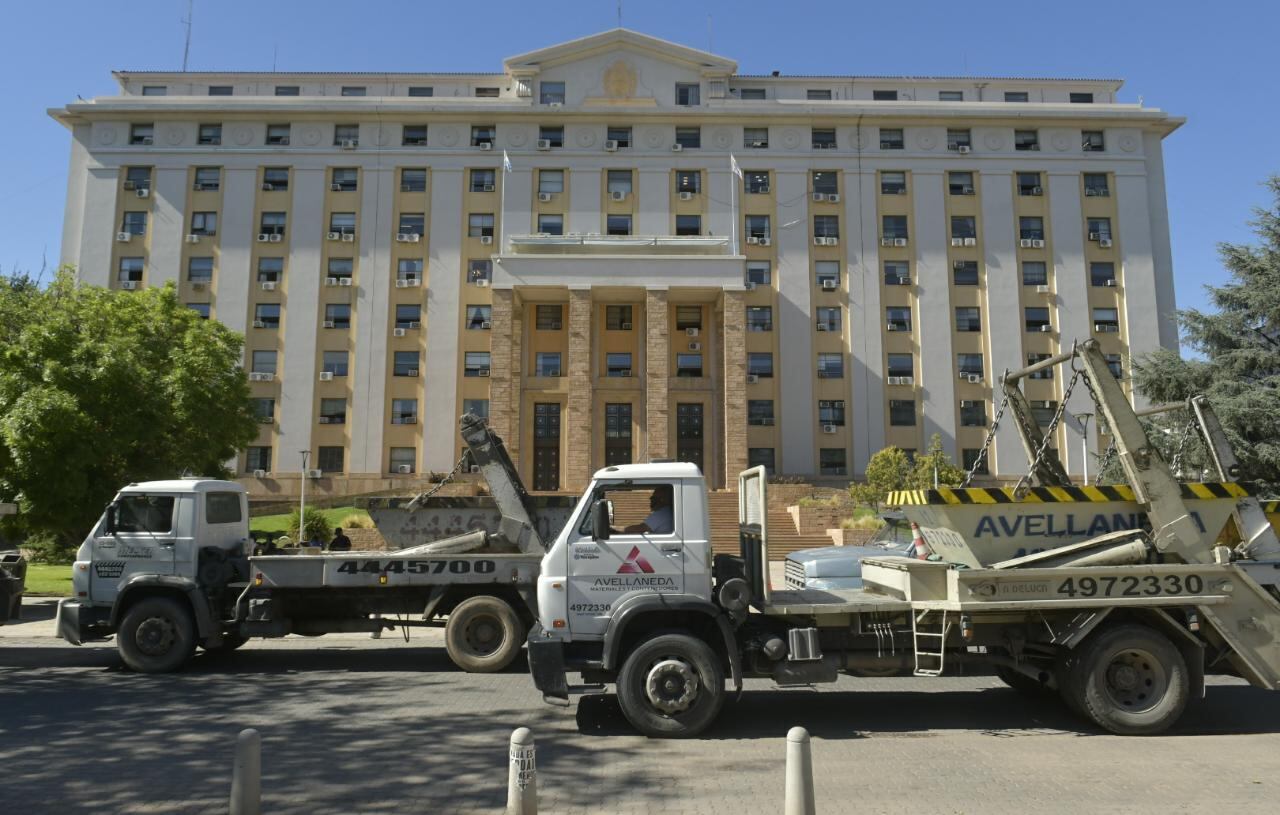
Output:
617,546,654,574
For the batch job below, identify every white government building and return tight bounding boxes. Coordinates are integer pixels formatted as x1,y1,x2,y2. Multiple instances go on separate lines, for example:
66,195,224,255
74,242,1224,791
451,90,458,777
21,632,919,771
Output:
50,29,1182,495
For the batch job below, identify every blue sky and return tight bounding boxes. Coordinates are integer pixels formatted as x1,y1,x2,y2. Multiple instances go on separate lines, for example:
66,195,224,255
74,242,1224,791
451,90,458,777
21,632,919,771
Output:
2,0,1274,331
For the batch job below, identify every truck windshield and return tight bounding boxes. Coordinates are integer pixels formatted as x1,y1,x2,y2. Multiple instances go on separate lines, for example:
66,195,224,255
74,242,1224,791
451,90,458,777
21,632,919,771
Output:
115,495,175,534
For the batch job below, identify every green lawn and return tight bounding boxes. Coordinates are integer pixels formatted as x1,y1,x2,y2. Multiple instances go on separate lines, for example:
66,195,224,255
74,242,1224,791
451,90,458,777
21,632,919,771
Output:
23,563,74,597
250,506,370,535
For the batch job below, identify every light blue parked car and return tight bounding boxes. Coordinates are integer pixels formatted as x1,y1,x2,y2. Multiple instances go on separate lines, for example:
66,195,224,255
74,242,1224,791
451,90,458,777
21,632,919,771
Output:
783,511,914,590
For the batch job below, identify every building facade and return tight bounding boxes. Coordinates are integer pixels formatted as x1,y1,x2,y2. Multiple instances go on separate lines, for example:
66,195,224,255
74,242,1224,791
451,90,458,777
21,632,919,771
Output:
52,29,1182,494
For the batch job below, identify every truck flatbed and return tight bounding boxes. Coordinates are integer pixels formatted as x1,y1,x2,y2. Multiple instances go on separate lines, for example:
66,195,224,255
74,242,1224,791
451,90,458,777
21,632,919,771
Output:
759,588,910,616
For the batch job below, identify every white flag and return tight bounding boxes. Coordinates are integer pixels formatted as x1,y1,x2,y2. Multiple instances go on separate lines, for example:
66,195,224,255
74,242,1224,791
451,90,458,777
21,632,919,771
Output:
502,150,513,173
730,153,743,180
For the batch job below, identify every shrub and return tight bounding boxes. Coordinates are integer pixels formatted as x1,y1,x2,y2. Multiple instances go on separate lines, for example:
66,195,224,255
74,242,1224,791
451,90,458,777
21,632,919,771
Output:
841,515,884,531
287,507,331,544
21,530,78,564
340,513,373,529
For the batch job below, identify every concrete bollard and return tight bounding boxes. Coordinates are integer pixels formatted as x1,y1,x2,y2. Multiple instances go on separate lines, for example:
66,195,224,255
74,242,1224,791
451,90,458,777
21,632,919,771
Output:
784,726,816,815
229,728,262,815
506,727,537,815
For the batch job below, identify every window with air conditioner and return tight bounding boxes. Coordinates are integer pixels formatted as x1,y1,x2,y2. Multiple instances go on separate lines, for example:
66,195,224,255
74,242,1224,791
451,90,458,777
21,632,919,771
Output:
1093,308,1120,332
817,353,843,379
340,86,366,97
744,127,769,148
960,400,987,427
953,260,979,286
468,213,495,238
246,447,272,473
1022,261,1048,286
745,214,771,242
747,261,771,286
251,350,277,376
882,215,909,241
675,83,700,106
675,306,702,331
1017,172,1043,196
325,303,352,329
254,303,281,329
748,353,774,379
391,399,419,425
675,214,701,236
466,304,491,330
884,260,910,285
819,400,847,427
676,170,701,194
807,89,833,101
879,129,904,150
1014,130,1040,151
535,304,563,331
950,215,977,240
886,306,912,331
401,168,427,193
675,127,701,149
198,124,222,145
130,124,154,145
469,169,497,193
463,398,490,420
745,171,771,194
125,166,152,191
606,305,633,330
398,213,425,237
606,353,633,377
816,307,841,332
748,448,776,473
606,126,631,147
402,125,428,146
539,125,564,147
471,125,495,146
395,304,422,330
811,171,838,196
1005,91,1030,103
190,211,218,236
540,81,566,105
813,215,839,240
946,171,975,196
252,398,275,423
1019,217,1045,241
955,307,982,333
327,257,354,282
259,212,286,237
887,353,914,379
889,399,917,426
1084,173,1110,197
193,166,221,191
1090,262,1117,287
118,256,144,283
606,214,632,236
389,447,416,474
121,211,148,236
957,353,984,378
880,171,907,195
264,124,292,147
317,446,344,474
187,256,213,283
331,167,359,192
333,124,359,147
537,214,564,236
537,169,564,196
940,91,964,102
1024,307,1051,332
747,400,775,427
815,260,840,288
811,128,837,149
393,351,420,377
468,259,492,283
676,354,703,377
262,166,290,190
322,351,349,377
746,305,773,332
274,86,299,96
1082,130,1105,152
606,169,634,197
1087,218,1113,242
257,257,283,284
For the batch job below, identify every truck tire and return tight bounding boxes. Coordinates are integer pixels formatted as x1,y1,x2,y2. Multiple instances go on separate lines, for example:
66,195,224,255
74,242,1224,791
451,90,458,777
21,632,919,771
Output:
444,595,525,672
117,596,196,673
617,633,725,738
1063,624,1189,735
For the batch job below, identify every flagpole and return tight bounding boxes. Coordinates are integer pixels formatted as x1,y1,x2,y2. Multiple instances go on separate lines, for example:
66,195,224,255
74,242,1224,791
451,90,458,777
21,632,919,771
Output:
729,155,738,255
499,151,508,253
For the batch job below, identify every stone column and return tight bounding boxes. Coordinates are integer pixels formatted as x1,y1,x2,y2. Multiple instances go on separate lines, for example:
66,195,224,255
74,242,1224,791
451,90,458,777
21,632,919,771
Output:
645,290,670,461
722,289,748,486
565,289,593,492
489,288,516,445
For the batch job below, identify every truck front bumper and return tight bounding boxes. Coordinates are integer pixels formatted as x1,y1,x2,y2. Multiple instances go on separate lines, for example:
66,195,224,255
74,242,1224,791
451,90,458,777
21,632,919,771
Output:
55,599,111,645
526,624,570,705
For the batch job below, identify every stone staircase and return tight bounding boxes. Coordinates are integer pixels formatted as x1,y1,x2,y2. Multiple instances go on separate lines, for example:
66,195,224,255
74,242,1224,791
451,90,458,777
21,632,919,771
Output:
610,490,830,561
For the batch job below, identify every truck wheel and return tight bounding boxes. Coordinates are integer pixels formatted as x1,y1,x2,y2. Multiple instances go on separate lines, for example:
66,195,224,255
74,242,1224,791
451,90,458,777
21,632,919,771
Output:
445,596,525,672
117,597,196,673
1064,624,1189,735
202,634,249,655
617,633,725,738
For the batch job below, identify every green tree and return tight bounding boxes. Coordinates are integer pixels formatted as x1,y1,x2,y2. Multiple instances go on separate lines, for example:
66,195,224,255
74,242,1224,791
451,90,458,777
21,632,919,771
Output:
909,434,966,489
288,507,332,544
1131,175,1280,489
0,269,258,549
850,446,912,510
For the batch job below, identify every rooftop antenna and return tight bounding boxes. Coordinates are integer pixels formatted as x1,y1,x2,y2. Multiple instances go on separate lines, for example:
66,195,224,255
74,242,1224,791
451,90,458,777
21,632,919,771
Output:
617,0,622,28
707,13,713,52
272,42,278,72
181,0,194,72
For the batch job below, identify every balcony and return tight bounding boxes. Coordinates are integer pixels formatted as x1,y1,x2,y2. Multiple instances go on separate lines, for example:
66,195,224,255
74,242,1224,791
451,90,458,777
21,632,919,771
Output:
495,234,746,291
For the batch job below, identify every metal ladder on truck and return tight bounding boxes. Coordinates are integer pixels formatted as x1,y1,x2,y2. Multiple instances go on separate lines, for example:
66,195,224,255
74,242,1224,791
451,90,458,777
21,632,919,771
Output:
912,609,951,676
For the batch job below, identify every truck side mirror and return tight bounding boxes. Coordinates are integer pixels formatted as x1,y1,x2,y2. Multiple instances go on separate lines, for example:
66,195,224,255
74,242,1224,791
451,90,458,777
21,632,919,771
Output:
592,500,611,541
104,503,119,535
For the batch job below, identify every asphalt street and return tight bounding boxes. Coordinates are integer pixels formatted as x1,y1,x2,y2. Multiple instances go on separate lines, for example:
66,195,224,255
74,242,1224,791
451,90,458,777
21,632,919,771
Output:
3,598,1279,814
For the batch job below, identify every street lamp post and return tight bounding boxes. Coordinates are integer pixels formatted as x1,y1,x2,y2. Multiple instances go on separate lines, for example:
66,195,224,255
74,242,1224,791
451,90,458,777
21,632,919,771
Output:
299,450,310,541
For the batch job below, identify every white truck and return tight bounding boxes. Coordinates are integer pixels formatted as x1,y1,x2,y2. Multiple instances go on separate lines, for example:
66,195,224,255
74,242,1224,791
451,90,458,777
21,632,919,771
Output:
56,414,547,673
527,341,1280,737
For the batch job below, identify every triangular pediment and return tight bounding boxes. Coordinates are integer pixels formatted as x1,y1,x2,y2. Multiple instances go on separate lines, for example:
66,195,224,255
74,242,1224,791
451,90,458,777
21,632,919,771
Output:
504,28,736,76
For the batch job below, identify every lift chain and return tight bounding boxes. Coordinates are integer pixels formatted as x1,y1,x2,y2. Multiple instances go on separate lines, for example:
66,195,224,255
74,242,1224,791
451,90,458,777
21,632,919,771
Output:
1169,417,1200,478
1094,440,1118,485
405,454,470,511
962,370,1011,486
1014,368,1083,495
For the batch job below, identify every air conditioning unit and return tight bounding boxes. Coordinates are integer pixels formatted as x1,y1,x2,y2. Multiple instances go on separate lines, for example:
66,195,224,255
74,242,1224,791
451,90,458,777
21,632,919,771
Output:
330,183,343,192
816,323,829,332
811,192,827,203
478,142,493,151
538,192,553,202
760,417,775,426
1036,284,1051,294
821,280,838,291
1085,188,1099,197
671,143,683,152
822,425,837,434
474,279,489,287
747,374,759,384
604,140,619,151
1099,238,1113,248
958,145,972,154
950,238,964,247
327,232,341,241
249,372,273,382
825,237,839,246
397,465,414,474
325,277,339,286
758,237,771,246
743,282,756,291
396,233,421,243
407,368,420,377
260,281,277,291
337,277,352,286
340,139,357,150
252,320,266,329
480,321,491,329
482,184,496,193
140,136,154,145
270,234,283,243
960,237,975,247
1039,324,1053,332
136,188,150,199
750,140,768,148
897,276,910,285
185,234,200,243
323,320,336,328
192,282,207,291
1020,239,1034,248
396,278,420,288
686,327,699,337
307,469,323,479
815,237,830,247
1105,279,1117,287
679,191,694,201
318,416,332,424
1088,232,1100,241
746,236,760,245
341,233,355,242
393,416,417,425
263,182,279,192
1032,186,1043,195
689,341,701,351
960,400,979,409
478,368,491,377
536,139,552,151
756,186,771,194
409,321,421,329
610,190,628,202
119,280,139,290
967,375,983,384
894,238,907,247
1032,239,1045,249
1095,323,1119,333
116,232,132,242
253,469,267,479
257,234,271,243
480,235,493,245
886,324,900,331
618,369,632,377
393,328,407,337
